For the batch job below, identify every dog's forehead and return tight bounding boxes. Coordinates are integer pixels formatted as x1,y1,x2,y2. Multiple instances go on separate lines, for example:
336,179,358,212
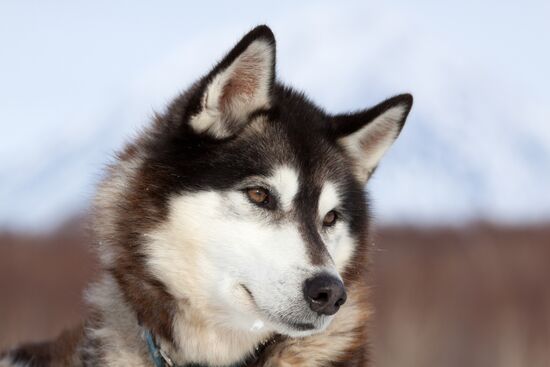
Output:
264,164,342,210
240,124,347,215
144,87,355,209
241,115,345,177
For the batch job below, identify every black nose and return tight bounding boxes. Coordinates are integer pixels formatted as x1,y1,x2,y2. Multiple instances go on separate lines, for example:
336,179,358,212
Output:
304,273,347,316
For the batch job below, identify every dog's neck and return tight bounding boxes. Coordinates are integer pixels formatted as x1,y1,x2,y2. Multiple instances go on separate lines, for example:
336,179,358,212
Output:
144,328,279,367
159,298,274,366
87,275,274,366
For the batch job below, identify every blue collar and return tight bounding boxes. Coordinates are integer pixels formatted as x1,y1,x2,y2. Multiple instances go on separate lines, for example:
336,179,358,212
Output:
144,329,254,367
144,329,172,367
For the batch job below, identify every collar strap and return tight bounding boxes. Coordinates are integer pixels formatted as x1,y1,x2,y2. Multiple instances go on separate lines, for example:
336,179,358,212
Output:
144,329,175,367
144,329,252,367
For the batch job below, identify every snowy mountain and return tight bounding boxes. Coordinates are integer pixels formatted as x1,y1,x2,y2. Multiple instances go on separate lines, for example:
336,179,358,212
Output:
1,1,549,230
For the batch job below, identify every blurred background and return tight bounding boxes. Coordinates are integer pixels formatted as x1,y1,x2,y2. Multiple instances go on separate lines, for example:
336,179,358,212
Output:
1,1,549,366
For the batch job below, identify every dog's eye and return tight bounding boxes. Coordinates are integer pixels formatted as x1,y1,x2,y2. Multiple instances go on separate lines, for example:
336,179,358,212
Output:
246,187,270,205
323,210,338,227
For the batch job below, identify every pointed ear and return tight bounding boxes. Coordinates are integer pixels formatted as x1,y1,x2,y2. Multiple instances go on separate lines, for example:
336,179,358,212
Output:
188,25,276,139
332,94,413,183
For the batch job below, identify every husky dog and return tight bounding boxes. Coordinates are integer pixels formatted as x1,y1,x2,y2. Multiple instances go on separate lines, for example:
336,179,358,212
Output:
2,25,412,366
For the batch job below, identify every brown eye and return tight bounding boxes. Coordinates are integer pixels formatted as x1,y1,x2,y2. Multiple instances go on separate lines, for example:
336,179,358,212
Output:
246,187,270,205
323,210,338,227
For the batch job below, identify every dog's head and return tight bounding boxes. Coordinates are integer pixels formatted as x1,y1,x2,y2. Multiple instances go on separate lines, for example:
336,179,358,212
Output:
95,26,412,340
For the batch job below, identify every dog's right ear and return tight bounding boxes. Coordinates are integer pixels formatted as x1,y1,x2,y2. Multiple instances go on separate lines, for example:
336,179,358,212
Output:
187,25,276,139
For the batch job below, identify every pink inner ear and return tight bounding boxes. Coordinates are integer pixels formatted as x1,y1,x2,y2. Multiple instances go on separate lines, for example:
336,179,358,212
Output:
359,123,389,152
219,53,263,113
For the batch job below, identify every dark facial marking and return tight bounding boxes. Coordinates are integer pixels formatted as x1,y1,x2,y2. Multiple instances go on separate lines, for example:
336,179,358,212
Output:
292,184,331,266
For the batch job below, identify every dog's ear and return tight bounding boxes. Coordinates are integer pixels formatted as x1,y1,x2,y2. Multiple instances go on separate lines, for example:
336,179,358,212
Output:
332,94,413,183
188,25,276,139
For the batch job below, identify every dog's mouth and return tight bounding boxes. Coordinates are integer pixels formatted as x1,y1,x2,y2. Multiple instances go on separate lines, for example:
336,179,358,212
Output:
275,317,315,331
241,284,254,299
239,284,318,333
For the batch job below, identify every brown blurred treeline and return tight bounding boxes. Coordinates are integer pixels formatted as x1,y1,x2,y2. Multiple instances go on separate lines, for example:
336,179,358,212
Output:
1,221,549,367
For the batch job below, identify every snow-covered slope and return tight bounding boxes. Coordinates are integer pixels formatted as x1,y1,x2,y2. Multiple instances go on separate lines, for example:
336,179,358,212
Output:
1,1,549,230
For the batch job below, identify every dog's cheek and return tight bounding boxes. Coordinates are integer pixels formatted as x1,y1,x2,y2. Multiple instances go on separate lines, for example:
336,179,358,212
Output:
325,225,356,273
141,191,228,301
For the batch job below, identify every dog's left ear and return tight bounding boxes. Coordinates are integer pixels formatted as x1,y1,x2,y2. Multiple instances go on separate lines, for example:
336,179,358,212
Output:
189,25,276,139
332,94,413,183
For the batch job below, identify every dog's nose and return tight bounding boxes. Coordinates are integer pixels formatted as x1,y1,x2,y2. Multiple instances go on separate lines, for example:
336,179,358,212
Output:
304,274,347,316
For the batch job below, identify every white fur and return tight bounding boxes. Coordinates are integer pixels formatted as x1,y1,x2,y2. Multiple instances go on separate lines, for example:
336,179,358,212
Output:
326,226,356,273
267,165,299,211
190,39,274,138
339,104,406,182
318,182,356,273
318,181,340,219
